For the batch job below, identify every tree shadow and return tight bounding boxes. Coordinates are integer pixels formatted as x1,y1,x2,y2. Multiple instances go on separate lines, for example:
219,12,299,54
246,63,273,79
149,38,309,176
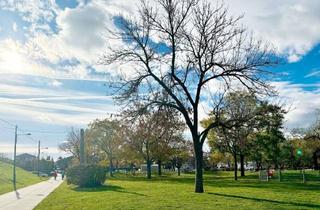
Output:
111,174,195,184
72,184,146,197
212,179,320,192
109,173,320,192
208,192,320,209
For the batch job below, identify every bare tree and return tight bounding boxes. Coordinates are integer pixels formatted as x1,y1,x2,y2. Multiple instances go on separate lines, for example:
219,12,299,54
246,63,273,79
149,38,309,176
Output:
59,129,81,161
305,111,320,141
101,0,277,192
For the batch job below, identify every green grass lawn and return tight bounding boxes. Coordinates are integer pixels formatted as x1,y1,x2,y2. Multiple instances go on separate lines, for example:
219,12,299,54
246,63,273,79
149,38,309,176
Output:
0,161,48,195
35,170,320,210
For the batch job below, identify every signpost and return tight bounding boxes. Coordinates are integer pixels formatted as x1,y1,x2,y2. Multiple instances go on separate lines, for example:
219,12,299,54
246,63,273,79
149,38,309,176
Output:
297,148,302,157
297,148,305,183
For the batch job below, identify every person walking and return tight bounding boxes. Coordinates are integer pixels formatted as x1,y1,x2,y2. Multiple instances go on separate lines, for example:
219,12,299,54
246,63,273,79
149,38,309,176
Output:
53,171,57,180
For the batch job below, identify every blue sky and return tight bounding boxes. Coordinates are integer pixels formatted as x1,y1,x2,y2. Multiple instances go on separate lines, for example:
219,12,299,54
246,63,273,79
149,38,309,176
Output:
0,0,319,159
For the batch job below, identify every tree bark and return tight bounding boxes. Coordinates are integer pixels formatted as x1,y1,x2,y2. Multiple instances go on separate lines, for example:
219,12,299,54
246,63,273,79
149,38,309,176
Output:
177,167,181,176
146,160,152,179
109,158,113,177
194,143,204,193
240,153,245,177
234,154,238,181
158,160,162,176
313,151,319,170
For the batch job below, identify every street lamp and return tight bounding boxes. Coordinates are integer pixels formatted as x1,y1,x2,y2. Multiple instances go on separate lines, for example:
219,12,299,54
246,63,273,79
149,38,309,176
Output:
13,125,31,189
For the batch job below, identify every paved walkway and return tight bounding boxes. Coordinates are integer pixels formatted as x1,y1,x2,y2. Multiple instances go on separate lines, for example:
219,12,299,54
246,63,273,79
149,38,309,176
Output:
0,176,63,210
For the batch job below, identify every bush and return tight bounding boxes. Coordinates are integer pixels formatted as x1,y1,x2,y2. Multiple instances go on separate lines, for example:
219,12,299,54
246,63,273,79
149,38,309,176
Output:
66,164,106,187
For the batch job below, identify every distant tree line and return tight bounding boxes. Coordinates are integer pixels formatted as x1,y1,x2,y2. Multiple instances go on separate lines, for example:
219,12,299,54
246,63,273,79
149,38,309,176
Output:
59,106,193,179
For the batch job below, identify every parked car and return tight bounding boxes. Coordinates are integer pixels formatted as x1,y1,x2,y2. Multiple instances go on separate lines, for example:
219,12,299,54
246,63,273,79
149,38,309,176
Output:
39,173,48,177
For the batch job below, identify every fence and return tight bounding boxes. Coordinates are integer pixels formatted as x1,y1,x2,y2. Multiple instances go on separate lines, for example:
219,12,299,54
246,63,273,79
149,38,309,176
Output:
259,169,320,182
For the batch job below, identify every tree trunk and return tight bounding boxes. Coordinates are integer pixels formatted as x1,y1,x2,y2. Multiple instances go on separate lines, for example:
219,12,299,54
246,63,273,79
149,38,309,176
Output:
313,151,319,170
116,159,119,171
194,143,204,193
158,160,162,176
146,160,152,179
109,158,113,177
234,154,238,181
178,167,181,176
240,153,245,177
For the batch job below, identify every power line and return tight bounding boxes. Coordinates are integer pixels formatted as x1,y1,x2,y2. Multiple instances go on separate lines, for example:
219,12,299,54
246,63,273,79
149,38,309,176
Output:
0,117,15,127
0,128,15,132
21,130,68,134
0,125,15,130
17,128,38,143
0,117,69,136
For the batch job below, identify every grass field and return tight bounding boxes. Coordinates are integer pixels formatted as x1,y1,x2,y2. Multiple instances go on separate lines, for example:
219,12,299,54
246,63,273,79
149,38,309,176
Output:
35,170,320,210
0,161,47,195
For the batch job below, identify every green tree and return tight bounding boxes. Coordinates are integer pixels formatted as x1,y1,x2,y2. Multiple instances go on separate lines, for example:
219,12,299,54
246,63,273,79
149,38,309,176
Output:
251,103,286,169
171,139,193,176
303,112,320,170
123,106,183,179
88,119,123,177
202,91,259,180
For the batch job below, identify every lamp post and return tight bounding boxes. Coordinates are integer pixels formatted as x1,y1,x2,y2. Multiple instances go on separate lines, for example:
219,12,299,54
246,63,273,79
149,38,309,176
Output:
13,125,31,190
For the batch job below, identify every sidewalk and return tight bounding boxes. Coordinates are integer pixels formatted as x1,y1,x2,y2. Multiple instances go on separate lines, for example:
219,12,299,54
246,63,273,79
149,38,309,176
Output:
0,176,63,210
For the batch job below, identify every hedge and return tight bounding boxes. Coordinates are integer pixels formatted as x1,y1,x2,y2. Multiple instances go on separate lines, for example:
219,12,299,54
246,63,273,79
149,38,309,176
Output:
66,164,106,187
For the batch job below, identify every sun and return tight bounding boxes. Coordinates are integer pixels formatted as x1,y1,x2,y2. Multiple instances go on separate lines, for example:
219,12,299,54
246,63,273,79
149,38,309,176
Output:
0,41,25,73
0,50,25,74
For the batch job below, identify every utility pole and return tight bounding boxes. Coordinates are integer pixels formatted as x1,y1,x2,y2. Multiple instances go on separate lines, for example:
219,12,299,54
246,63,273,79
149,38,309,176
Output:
13,125,17,190
80,129,85,165
12,126,31,189
38,140,40,176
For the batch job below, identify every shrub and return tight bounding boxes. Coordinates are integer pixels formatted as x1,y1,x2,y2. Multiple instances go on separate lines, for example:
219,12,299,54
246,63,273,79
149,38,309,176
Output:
66,164,106,187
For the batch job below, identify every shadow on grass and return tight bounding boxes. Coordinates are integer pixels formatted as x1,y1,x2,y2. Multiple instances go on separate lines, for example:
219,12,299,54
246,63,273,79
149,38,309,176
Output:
208,192,320,209
73,184,146,197
111,173,320,192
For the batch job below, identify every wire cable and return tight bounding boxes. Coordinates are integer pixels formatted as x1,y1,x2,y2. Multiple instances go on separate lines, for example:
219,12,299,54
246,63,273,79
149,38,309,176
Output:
0,117,15,127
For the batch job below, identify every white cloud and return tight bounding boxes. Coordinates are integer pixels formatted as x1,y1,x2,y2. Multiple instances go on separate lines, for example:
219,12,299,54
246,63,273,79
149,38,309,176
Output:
1,0,319,80
0,0,320,132
0,0,59,34
51,79,63,87
225,0,320,61
56,4,109,53
0,97,117,126
305,70,320,78
273,81,320,129
12,22,17,32
0,39,110,80
0,81,119,126
0,2,116,79
287,54,301,63
0,39,56,76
